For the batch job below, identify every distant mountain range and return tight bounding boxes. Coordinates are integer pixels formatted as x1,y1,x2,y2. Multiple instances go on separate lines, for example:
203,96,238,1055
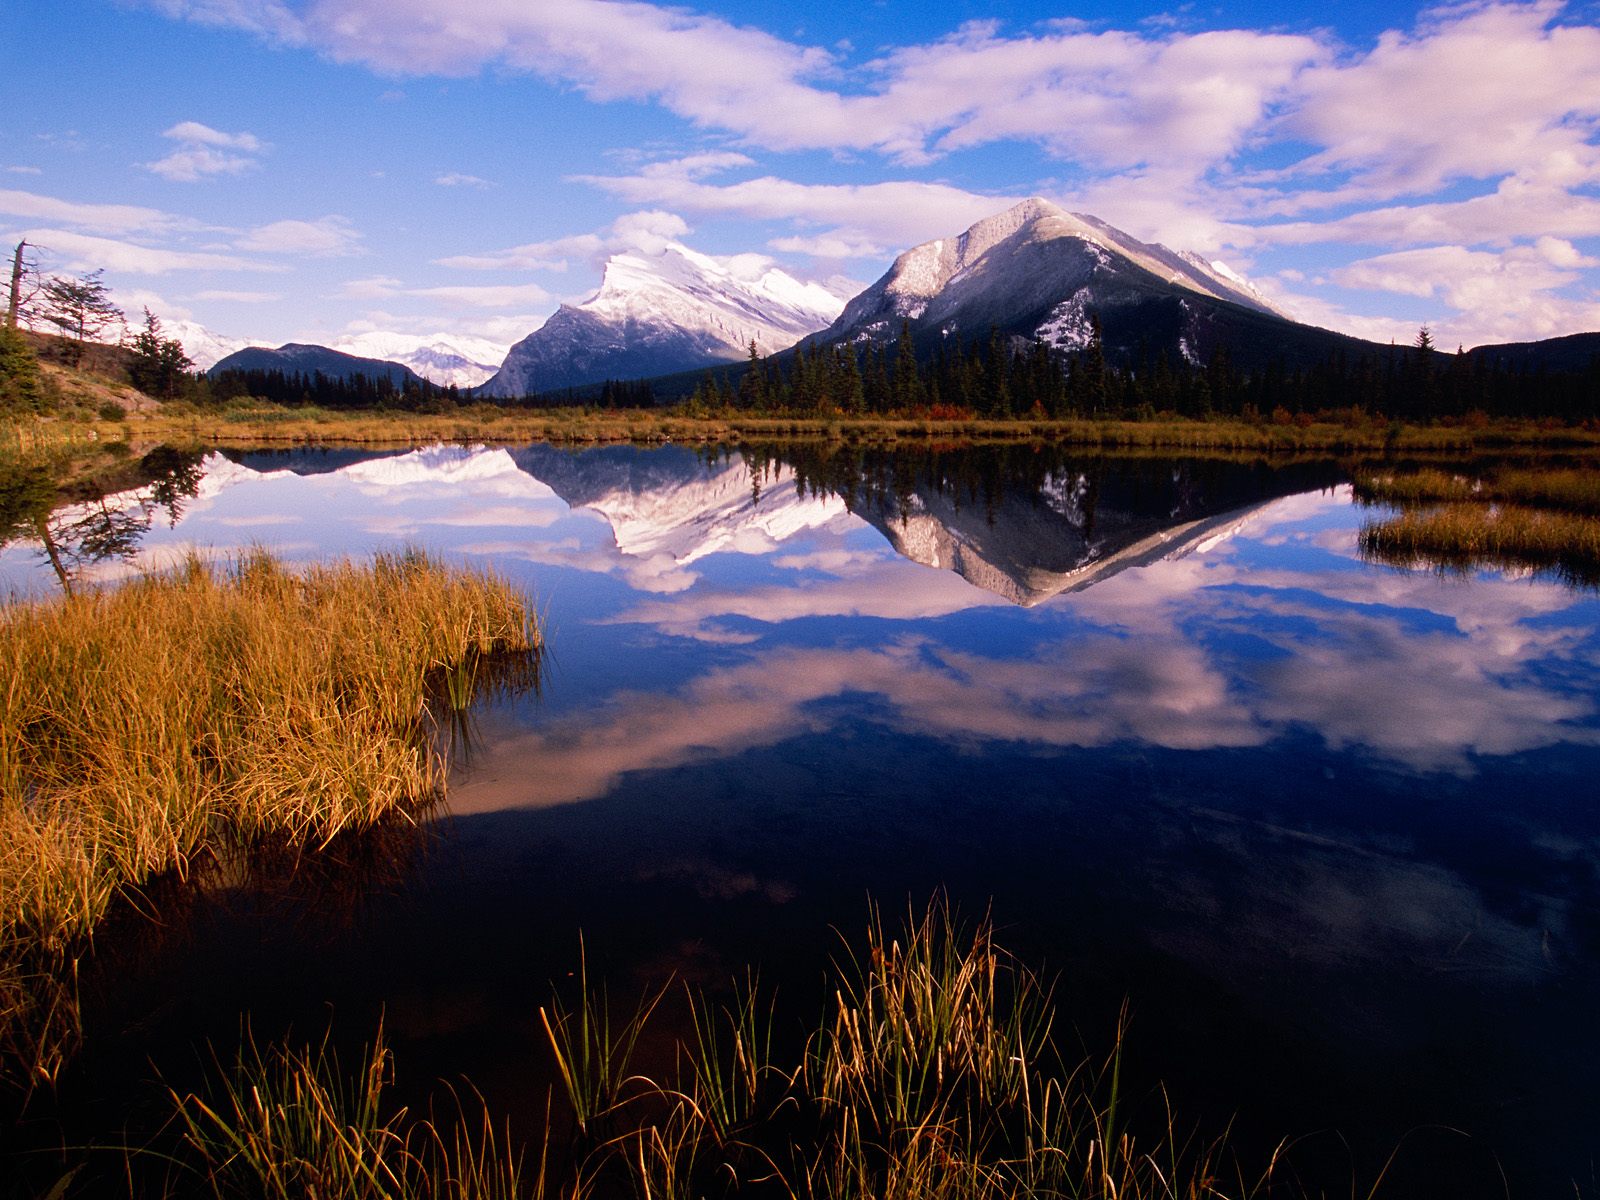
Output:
188,201,1597,400
330,332,507,389
477,242,849,398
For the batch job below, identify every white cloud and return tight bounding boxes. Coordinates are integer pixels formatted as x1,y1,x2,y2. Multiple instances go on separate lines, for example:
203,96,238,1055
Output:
572,160,1017,257
192,288,283,302
434,172,494,188
437,209,689,272
144,121,268,182
161,120,264,152
1280,1,1600,199
237,215,361,255
1330,239,1600,347
6,166,42,176
0,189,183,236
334,275,549,308
1,227,279,276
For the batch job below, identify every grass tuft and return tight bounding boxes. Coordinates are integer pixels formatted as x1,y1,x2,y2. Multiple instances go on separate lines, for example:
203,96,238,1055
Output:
0,550,538,1090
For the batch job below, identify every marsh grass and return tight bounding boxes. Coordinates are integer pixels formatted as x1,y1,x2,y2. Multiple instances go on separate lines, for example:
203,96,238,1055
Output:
125,403,1600,454
529,899,1279,1200
123,901,1405,1198
166,1023,548,1200
1354,466,1600,515
1359,503,1600,587
1355,464,1600,585
0,550,538,1091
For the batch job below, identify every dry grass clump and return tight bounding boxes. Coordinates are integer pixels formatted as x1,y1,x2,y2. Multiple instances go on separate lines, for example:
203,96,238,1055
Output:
1359,503,1600,587
0,549,537,952
529,900,1266,1200
1355,462,1600,585
1355,466,1600,514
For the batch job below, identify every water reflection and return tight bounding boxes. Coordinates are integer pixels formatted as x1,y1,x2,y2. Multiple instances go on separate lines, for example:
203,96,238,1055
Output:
0,445,204,593
5,441,1599,1196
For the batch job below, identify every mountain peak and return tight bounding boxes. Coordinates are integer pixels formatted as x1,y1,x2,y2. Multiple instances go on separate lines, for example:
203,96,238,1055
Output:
810,202,1313,368
480,239,847,397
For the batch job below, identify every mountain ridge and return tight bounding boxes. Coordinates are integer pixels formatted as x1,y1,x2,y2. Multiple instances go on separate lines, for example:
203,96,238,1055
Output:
478,241,848,398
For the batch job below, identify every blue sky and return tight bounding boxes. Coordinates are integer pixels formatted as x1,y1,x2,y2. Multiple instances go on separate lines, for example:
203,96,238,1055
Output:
3,0,1599,359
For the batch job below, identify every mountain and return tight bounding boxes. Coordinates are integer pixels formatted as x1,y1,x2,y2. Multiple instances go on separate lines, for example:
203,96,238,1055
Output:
160,318,252,372
479,243,848,398
804,198,1378,371
207,343,424,385
1466,331,1600,373
509,444,849,564
331,332,507,389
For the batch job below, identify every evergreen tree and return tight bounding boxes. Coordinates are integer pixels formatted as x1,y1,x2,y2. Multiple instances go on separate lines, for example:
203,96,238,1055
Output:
39,270,123,365
128,308,194,399
0,323,45,413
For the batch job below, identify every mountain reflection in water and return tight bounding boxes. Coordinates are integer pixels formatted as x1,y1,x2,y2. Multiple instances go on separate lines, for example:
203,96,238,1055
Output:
3,441,1599,1198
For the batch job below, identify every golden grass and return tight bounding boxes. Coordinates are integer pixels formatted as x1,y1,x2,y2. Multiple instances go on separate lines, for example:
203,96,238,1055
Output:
101,401,1600,454
1360,503,1600,586
1355,466,1600,515
0,549,536,950
145,901,1291,1199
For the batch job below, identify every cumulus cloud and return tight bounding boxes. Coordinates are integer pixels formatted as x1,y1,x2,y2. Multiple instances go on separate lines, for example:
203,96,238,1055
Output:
144,121,268,181
1330,239,1600,347
135,0,1600,344
437,208,691,272
236,215,361,255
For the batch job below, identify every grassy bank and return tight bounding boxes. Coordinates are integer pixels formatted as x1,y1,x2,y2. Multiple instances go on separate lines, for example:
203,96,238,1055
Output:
1356,464,1600,584
135,902,1282,1200
0,551,538,1087
1359,504,1600,586
24,399,1600,456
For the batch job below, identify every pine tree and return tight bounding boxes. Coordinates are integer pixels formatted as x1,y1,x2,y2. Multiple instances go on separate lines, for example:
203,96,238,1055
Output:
127,308,194,399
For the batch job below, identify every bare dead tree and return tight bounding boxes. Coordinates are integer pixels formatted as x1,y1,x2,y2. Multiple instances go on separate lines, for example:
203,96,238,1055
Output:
6,240,44,329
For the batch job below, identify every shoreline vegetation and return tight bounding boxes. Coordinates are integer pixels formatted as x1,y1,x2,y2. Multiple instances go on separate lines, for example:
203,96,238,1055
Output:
1356,466,1600,585
23,399,1600,456
0,551,539,1093
28,900,1378,1199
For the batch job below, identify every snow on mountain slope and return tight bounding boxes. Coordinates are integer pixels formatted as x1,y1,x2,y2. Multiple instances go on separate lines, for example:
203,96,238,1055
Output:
480,243,850,397
812,198,1371,371
332,332,507,389
161,319,252,371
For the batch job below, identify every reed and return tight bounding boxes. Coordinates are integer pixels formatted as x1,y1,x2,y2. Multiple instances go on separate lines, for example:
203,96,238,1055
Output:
1355,467,1600,515
0,549,536,949
165,1024,555,1200
529,899,1281,1200
1359,503,1600,586
0,550,537,1093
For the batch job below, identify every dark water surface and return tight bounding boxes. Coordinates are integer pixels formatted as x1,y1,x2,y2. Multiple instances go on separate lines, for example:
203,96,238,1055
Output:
5,442,1600,1197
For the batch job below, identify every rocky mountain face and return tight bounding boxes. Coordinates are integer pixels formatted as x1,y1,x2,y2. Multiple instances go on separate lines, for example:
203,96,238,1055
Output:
805,198,1375,371
207,343,423,385
478,243,848,398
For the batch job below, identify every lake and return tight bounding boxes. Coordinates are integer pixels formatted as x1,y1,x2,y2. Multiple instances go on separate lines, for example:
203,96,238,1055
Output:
4,440,1599,1197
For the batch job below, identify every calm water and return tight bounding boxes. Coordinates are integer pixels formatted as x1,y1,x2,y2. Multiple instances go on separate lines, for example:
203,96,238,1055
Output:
6,442,1600,1197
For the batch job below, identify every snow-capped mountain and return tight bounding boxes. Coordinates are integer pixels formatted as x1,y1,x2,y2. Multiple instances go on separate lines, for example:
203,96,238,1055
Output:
332,332,507,389
807,198,1370,370
510,445,849,564
479,243,851,398
161,318,252,371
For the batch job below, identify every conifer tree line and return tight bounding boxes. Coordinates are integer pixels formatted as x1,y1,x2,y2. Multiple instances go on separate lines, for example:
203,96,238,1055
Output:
206,367,460,410
687,320,1600,424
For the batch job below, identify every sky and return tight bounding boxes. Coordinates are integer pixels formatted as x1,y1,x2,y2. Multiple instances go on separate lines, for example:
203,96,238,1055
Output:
3,0,1599,359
